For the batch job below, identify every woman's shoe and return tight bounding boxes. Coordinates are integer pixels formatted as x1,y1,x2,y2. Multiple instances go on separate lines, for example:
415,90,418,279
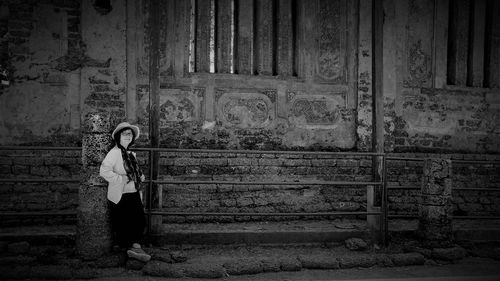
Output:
127,247,151,262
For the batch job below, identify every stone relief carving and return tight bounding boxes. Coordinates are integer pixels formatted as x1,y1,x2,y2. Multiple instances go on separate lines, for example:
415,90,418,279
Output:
287,91,345,129
316,0,345,83
158,88,205,126
216,90,276,129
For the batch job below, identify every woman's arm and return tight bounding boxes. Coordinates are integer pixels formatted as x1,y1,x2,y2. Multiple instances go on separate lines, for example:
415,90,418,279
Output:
100,149,127,184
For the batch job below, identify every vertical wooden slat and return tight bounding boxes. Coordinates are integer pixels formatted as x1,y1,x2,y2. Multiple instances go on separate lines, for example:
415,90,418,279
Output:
196,0,211,72
297,0,316,80
173,0,190,77
160,0,174,77
404,0,434,88
346,0,358,108
148,0,161,235
433,0,449,88
468,0,486,87
235,0,254,74
277,0,293,77
216,0,233,73
485,0,500,88
447,0,470,86
127,0,138,122
255,0,274,75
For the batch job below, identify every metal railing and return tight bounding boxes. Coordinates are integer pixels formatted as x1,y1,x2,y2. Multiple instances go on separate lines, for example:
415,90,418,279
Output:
1,145,500,245
385,157,500,222
133,147,388,244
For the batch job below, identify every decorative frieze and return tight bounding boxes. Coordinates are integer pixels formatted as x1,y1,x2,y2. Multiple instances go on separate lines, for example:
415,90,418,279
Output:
215,89,276,129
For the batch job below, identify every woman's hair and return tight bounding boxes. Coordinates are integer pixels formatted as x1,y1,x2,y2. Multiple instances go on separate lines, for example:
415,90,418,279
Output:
113,127,136,149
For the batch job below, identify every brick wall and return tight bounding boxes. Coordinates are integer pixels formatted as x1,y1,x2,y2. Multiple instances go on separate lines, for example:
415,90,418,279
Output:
157,151,373,223
0,149,81,227
1,149,498,226
386,154,500,218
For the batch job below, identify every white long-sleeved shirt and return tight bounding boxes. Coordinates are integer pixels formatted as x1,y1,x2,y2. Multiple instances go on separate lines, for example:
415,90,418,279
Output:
99,146,138,204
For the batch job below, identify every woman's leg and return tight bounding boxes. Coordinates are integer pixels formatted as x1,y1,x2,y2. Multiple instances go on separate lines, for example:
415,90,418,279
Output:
128,192,146,245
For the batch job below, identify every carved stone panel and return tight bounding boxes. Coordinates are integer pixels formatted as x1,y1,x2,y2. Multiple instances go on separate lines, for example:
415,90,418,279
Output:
215,89,277,129
287,91,346,129
315,0,346,84
158,88,205,126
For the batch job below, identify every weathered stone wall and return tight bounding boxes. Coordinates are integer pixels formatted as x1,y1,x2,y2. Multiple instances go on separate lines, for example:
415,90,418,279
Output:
1,150,498,226
387,154,500,218
390,88,500,153
382,0,500,154
0,149,80,226
158,151,371,223
0,0,82,145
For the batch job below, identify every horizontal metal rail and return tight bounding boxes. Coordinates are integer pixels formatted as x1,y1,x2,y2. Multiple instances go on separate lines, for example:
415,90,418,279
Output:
454,187,500,191
150,211,382,216
151,180,383,186
133,147,386,156
453,216,500,219
387,185,420,190
0,211,76,216
385,157,424,161
388,214,418,219
454,160,500,164
387,186,500,192
0,146,81,150
388,214,500,220
0,178,80,183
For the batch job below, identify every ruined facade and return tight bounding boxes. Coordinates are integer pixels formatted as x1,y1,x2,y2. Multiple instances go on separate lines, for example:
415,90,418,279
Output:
0,0,499,229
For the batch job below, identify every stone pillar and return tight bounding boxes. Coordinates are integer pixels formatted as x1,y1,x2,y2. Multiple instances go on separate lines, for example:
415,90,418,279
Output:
77,112,113,259
418,158,453,247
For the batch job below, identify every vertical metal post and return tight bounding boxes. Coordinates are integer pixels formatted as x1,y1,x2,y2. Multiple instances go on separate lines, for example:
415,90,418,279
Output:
381,155,388,246
146,149,154,242
148,0,161,244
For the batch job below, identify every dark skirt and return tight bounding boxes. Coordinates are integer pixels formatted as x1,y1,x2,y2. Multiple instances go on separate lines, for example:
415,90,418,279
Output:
109,192,145,248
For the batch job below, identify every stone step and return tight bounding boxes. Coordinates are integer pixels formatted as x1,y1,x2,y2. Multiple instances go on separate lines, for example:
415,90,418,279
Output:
2,218,500,248
0,225,75,245
153,219,371,245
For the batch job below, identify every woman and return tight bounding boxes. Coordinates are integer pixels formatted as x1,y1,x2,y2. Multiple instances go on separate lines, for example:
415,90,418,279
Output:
100,122,151,262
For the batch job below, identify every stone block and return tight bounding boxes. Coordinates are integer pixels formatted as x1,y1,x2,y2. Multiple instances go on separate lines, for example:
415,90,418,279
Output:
30,265,72,280
421,181,452,196
279,257,302,271
126,259,146,270
261,257,280,272
82,111,111,134
431,247,467,261
418,223,453,242
375,254,394,267
7,241,30,254
0,255,36,265
151,250,174,263
299,255,339,269
82,135,112,166
420,194,451,206
0,265,32,280
390,253,425,266
345,238,368,251
419,205,452,224
223,259,263,275
142,261,184,278
170,250,188,263
184,263,227,278
339,255,377,268
94,253,126,268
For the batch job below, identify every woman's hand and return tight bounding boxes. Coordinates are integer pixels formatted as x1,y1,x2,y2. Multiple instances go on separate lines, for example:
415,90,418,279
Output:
140,175,145,182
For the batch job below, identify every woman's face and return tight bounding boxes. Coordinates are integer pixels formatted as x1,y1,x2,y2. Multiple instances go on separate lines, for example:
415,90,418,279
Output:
120,129,134,148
